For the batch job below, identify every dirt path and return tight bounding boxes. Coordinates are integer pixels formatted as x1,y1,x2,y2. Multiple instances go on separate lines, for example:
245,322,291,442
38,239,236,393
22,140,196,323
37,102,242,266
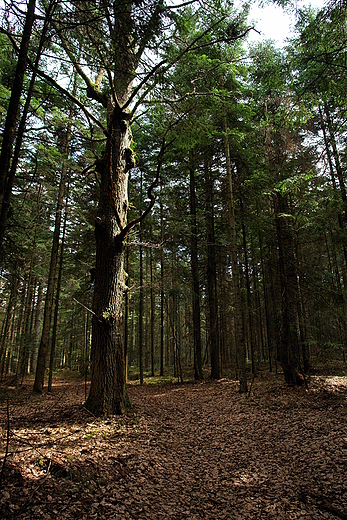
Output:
0,374,347,519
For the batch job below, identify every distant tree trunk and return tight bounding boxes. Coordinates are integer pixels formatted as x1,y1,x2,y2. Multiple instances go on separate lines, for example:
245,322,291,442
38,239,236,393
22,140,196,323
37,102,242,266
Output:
139,215,144,385
223,118,247,392
274,192,303,385
323,102,347,222
150,238,155,377
33,113,73,392
124,245,129,382
30,280,43,374
0,282,17,378
160,176,165,376
319,104,347,272
250,235,265,364
240,196,255,373
18,275,34,383
204,157,220,380
189,157,203,380
258,227,272,372
48,189,69,392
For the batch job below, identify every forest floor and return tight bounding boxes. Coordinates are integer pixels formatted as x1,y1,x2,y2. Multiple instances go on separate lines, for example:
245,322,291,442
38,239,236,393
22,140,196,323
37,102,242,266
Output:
0,366,347,519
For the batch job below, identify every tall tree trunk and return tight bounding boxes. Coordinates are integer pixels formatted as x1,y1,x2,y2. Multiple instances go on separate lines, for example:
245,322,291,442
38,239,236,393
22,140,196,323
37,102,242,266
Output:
85,100,133,415
124,245,129,383
223,118,247,392
150,238,155,377
258,227,272,372
139,216,144,385
18,275,34,383
160,176,165,376
274,192,303,385
204,157,220,380
240,196,255,373
0,0,36,212
0,282,17,377
48,188,69,392
189,156,203,380
0,0,56,249
319,105,347,271
30,280,43,374
323,102,347,222
33,93,75,392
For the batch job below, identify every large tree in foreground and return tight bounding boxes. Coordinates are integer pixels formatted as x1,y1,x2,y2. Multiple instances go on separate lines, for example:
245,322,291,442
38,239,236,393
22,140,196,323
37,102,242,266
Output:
51,0,168,415
40,0,248,415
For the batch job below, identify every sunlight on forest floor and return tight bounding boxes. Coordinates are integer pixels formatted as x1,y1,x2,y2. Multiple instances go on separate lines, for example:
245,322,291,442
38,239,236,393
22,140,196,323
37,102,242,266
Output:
0,368,346,519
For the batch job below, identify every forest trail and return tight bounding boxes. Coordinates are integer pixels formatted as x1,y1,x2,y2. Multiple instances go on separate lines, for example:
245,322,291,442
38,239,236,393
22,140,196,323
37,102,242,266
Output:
0,373,347,519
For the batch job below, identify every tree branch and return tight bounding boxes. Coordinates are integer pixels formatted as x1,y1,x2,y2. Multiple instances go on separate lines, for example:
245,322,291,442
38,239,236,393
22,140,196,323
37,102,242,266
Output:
118,109,193,241
3,30,107,135
51,25,108,108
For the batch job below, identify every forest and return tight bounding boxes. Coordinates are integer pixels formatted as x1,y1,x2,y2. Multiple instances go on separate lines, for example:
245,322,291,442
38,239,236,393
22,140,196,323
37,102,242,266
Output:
0,0,347,518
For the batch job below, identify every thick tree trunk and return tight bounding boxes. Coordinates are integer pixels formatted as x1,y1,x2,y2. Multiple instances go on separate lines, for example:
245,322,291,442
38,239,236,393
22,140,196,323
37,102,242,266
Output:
85,107,132,415
189,158,203,380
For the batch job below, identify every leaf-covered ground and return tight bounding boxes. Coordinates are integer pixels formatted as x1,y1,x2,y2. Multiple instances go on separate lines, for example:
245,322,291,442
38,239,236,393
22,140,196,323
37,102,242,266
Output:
0,371,347,519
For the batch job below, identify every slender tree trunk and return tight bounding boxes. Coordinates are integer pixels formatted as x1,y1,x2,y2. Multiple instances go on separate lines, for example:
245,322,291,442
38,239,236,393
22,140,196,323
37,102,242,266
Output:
139,216,144,385
323,102,347,222
0,0,36,211
33,96,74,392
223,117,247,392
48,189,69,392
0,283,17,377
319,104,347,274
160,176,165,376
18,275,34,383
31,280,43,374
240,197,255,373
204,157,220,380
0,0,56,249
150,239,155,377
258,228,272,372
189,156,203,380
124,245,129,383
